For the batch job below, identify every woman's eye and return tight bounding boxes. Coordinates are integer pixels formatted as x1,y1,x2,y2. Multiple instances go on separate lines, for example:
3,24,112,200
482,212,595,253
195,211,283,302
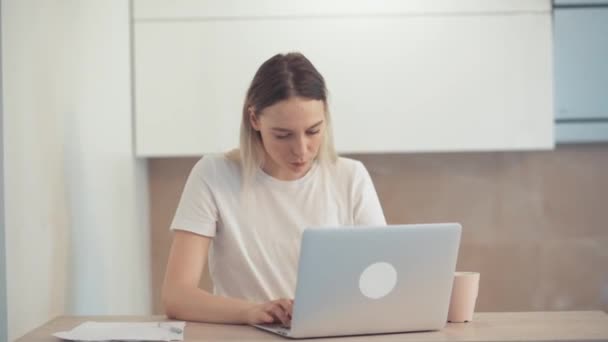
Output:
275,130,319,139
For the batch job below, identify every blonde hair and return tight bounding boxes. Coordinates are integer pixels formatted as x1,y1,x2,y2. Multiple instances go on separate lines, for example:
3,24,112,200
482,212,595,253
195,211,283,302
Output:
230,52,337,183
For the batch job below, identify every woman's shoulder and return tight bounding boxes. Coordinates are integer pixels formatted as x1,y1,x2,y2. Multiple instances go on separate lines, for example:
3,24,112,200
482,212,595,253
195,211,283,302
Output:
190,151,241,181
331,156,366,174
323,157,368,183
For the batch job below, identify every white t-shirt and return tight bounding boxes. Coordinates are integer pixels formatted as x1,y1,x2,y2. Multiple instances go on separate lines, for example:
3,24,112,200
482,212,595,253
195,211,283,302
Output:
170,154,386,303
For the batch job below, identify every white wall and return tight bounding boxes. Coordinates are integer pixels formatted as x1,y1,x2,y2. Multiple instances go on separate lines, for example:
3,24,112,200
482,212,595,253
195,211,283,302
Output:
2,1,151,340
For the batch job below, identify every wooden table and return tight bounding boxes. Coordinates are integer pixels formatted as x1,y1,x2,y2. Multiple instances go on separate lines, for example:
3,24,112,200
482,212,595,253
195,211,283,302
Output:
17,311,608,341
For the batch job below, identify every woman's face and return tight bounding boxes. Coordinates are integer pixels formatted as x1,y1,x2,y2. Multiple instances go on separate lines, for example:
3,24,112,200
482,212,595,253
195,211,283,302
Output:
250,96,326,181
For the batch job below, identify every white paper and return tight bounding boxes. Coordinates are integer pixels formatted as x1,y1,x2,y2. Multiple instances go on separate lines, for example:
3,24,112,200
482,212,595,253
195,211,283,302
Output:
53,321,186,341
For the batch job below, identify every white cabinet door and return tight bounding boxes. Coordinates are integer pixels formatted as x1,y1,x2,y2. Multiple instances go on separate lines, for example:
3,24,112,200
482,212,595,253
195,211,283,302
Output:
133,2,554,156
133,0,550,18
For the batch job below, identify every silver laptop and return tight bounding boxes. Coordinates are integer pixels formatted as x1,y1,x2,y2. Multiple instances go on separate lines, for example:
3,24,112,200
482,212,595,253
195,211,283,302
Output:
254,223,462,339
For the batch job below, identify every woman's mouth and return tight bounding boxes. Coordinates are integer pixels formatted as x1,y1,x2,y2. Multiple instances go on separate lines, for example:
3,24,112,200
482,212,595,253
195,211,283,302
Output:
290,161,307,169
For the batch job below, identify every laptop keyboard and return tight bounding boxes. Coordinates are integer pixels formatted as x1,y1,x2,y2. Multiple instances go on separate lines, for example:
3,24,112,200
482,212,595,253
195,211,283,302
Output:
260,323,291,335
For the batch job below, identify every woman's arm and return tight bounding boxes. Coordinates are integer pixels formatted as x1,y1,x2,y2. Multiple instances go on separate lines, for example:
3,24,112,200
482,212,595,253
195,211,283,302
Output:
353,162,387,226
161,230,292,325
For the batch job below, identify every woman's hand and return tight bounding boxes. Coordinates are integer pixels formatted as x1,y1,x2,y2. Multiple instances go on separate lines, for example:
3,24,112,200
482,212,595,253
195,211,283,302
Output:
242,298,294,327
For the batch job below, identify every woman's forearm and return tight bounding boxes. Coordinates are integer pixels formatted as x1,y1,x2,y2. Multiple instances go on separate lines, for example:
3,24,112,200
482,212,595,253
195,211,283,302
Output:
163,285,255,324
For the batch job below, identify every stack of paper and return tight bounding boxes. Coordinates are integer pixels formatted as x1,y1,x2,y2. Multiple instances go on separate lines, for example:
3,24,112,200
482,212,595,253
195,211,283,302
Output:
53,321,185,341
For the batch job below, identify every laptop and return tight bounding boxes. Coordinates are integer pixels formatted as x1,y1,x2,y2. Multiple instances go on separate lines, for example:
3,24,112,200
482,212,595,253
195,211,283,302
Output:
254,223,462,339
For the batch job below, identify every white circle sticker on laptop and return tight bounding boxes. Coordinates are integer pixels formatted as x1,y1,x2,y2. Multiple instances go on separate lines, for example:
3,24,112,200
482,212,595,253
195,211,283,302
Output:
359,262,398,299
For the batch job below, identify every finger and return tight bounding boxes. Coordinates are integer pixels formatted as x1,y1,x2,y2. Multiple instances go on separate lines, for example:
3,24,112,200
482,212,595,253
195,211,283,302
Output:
257,311,274,324
267,304,289,326
286,301,293,320
272,300,292,324
270,304,290,326
275,299,293,318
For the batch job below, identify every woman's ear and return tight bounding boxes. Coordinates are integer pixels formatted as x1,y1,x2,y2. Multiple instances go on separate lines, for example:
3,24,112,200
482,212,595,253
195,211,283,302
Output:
249,107,260,131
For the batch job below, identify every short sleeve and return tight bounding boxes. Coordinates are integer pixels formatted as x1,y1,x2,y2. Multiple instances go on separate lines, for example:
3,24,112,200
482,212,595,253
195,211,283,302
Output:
352,161,387,226
170,157,219,237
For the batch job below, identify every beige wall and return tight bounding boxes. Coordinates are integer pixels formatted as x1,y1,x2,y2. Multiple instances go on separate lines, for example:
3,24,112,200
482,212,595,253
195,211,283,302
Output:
148,144,608,314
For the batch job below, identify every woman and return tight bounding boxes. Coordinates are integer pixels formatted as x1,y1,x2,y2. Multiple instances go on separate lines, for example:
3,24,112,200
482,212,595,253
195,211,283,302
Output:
162,52,386,327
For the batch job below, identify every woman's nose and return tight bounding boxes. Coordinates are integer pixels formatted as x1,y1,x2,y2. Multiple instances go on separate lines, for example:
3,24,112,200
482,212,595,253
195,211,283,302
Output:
291,136,308,158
